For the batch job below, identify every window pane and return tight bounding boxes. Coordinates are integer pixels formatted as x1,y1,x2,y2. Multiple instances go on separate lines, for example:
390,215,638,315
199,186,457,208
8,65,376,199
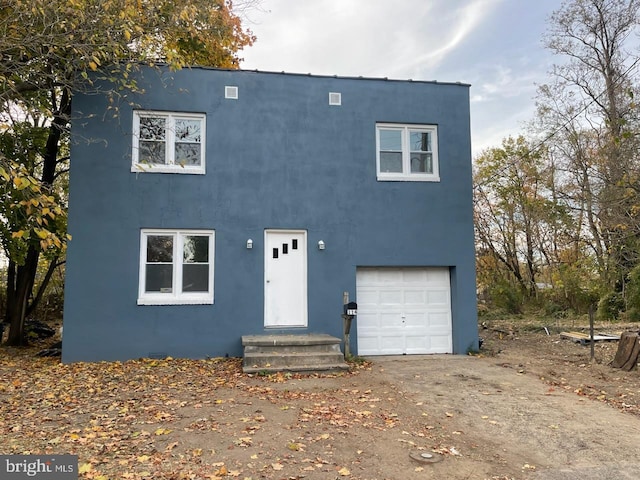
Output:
379,129,402,151
146,264,173,292
183,264,209,292
380,152,403,173
147,236,173,262
175,119,202,142
139,141,166,164
140,117,166,140
183,236,209,263
410,153,433,173
175,143,201,166
410,131,431,152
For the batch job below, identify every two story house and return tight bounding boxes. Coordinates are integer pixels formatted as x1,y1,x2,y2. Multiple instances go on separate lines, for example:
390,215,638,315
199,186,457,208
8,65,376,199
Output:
61,66,478,362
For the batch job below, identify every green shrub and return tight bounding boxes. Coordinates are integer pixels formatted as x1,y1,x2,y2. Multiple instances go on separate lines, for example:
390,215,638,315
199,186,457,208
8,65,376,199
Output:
625,264,640,322
597,291,624,320
486,279,523,314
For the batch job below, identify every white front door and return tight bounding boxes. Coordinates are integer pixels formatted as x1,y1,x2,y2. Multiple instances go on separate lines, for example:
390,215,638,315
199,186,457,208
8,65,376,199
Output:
264,230,308,327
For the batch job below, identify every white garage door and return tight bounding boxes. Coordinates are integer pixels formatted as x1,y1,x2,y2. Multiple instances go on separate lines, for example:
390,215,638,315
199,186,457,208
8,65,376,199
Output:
356,267,452,355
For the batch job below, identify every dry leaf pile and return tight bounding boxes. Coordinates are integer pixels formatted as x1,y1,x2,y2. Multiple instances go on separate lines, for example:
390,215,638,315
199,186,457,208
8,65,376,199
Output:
0,349,454,480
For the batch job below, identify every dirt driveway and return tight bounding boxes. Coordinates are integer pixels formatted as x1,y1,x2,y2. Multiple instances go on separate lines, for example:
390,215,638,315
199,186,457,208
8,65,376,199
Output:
3,322,640,479
374,354,640,479
246,331,640,480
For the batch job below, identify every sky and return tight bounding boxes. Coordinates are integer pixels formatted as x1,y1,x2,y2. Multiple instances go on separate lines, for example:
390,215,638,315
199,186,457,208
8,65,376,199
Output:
239,0,562,157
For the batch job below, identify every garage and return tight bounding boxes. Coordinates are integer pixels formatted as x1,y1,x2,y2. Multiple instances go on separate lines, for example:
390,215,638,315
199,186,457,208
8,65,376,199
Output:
356,267,452,355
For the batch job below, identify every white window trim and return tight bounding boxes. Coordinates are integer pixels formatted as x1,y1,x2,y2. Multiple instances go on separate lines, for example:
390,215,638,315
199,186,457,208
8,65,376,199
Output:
138,229,215,305
376,123,440,182
132,110,206,175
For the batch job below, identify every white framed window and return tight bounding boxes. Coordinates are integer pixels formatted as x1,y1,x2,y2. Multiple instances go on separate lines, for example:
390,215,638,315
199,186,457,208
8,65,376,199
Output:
376,123,439,182
138,229,215,305
132,111,206,174
329,92,341,105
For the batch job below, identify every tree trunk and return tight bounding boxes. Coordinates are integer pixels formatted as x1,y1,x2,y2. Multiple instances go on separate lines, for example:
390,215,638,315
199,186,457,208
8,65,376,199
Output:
4,87,69,345
4,260,16,331
26,256,61,318
612,332,640,371
6,249,39,345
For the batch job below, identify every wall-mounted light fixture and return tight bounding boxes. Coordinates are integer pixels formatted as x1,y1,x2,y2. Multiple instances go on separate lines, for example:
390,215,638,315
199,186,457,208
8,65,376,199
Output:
318,240,325,250
246,239,253,249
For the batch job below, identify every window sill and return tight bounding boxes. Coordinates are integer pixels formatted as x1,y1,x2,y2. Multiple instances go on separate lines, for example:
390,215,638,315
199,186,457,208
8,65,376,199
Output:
131,164,206,175
137,296,214,306
265,324,308,329
376,174,440,182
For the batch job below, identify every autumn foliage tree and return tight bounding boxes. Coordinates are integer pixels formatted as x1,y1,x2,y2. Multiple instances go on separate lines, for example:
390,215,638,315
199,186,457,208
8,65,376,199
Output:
476,0,640,317
474,137,575,311
539,0,640,317
0,0,255,345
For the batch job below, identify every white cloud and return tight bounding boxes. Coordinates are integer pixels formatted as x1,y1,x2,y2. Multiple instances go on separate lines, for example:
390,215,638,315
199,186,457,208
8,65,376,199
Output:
387,0,503,77
242,0,502,78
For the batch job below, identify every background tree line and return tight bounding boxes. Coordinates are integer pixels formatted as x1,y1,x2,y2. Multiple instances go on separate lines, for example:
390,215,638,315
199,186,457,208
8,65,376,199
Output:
475,0,640,320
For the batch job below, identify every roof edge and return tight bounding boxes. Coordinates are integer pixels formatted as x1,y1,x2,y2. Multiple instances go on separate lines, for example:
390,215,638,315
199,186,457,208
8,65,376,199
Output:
154,63,471,87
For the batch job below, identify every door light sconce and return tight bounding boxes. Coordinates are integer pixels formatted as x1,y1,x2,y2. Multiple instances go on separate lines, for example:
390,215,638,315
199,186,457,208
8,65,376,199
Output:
246,239,253,249
318,240,325,250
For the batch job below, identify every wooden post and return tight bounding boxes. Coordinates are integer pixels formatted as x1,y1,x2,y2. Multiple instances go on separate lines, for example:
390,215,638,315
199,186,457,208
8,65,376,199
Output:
342,291,351,359
589,304,595,363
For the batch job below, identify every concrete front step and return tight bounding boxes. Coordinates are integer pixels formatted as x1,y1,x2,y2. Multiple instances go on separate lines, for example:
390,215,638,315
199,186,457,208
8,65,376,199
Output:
243,353,348,374
241,334,349,373
242,334,343,347
244,344,341,354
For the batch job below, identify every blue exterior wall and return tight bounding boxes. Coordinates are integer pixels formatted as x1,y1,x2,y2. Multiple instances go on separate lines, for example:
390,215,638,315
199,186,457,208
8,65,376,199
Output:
62,66,477,362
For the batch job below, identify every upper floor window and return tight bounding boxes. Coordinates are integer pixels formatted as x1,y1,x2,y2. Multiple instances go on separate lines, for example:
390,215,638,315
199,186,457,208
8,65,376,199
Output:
132,111,206,174
376,123,439,182
138,229,215,305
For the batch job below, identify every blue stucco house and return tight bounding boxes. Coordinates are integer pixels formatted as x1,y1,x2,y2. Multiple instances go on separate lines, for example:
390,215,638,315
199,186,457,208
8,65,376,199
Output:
62,66,478,362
